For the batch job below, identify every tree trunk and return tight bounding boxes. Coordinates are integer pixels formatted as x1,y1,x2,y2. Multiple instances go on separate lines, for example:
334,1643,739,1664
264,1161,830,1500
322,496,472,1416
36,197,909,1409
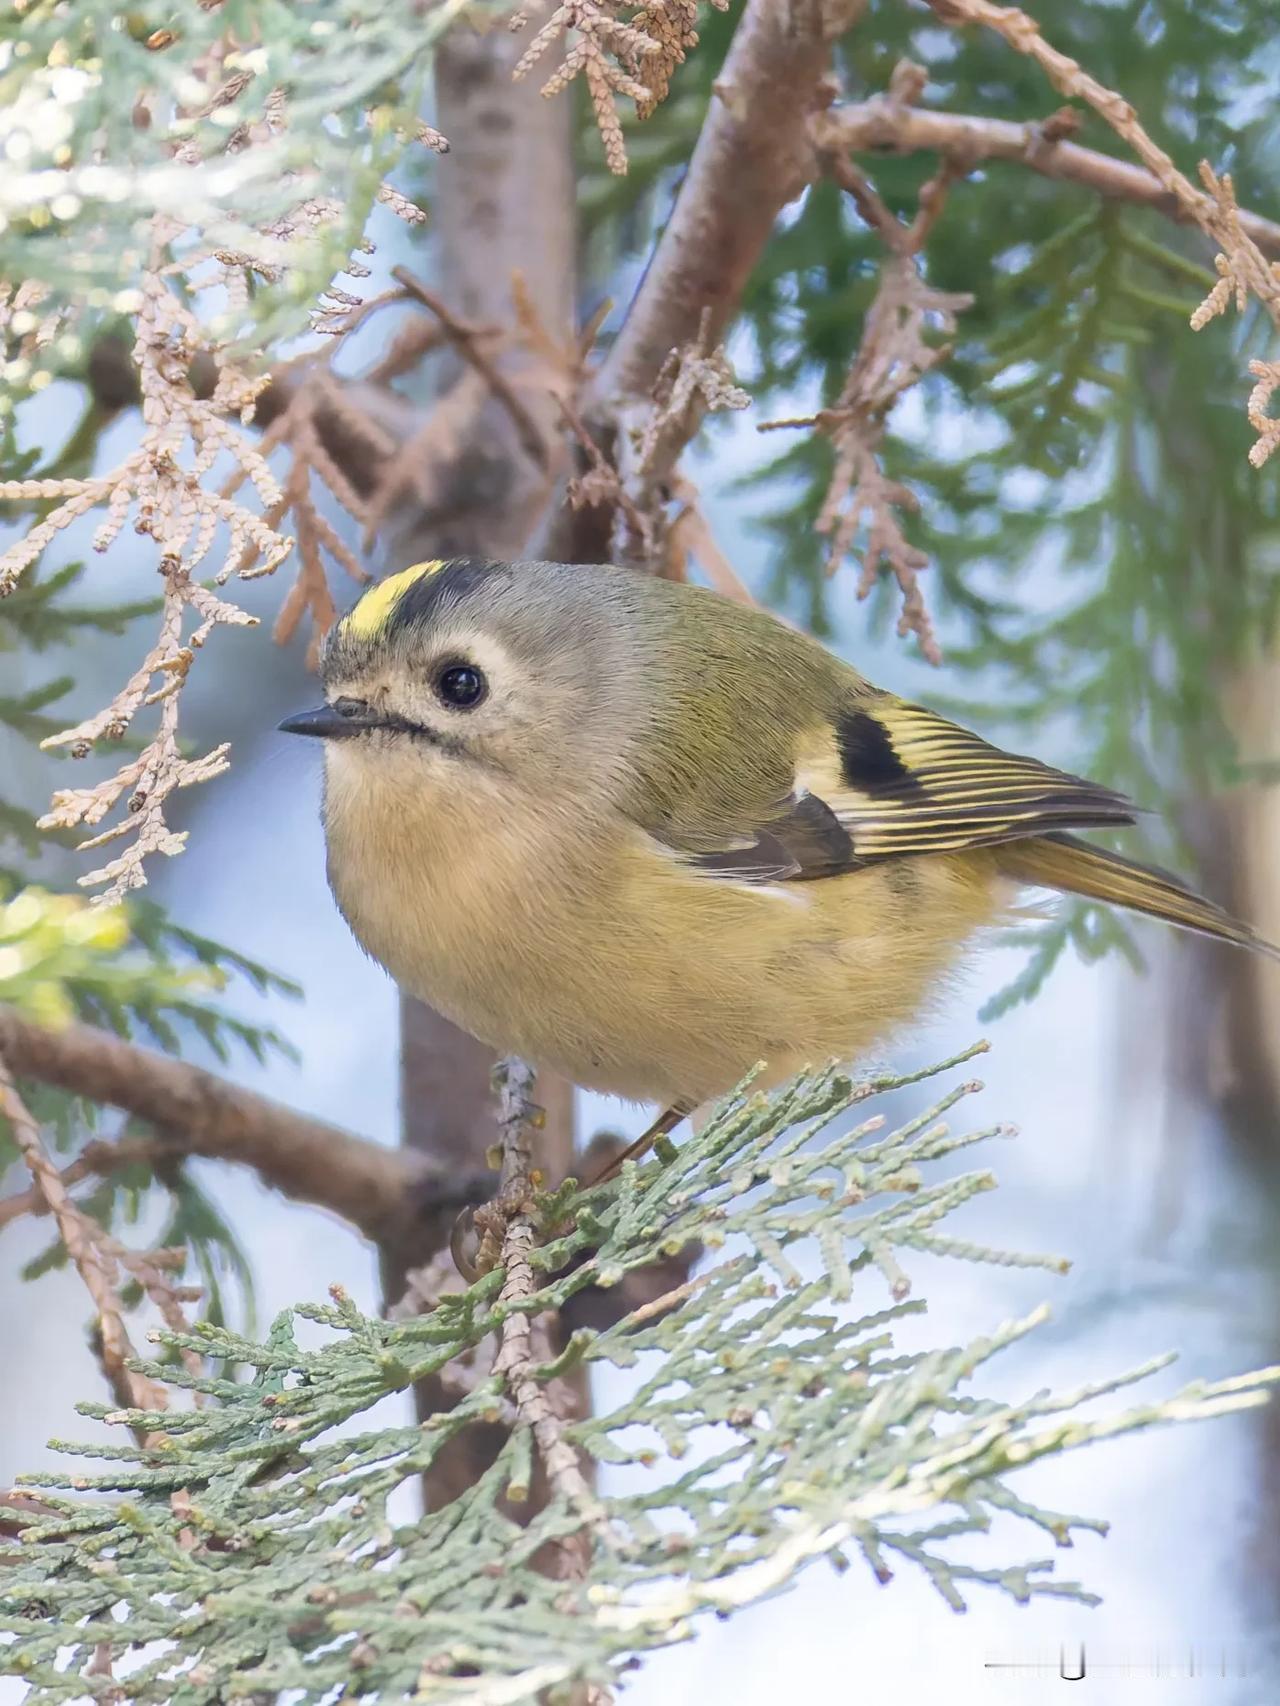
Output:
1215,656,1280,1151
1168,651,1280,1608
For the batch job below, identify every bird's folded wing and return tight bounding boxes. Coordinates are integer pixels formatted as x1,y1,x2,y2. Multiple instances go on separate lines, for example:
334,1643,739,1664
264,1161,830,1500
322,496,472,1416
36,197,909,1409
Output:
671,699,1138,883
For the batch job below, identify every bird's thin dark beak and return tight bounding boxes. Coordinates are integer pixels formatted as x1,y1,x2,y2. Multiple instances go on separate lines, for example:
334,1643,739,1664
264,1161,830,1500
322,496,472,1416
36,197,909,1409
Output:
278,705,357,739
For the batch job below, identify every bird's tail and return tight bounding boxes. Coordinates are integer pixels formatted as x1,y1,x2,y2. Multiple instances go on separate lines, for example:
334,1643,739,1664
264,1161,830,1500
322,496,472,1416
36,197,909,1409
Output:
997,831,1279,959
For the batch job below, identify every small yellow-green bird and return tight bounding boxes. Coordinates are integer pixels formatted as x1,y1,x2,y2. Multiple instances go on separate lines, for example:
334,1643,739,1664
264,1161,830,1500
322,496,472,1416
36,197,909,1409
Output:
281,555,1272,1148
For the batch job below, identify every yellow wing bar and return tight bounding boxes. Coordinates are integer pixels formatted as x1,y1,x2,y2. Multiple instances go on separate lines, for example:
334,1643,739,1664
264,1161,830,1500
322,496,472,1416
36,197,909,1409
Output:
800,701,1136,861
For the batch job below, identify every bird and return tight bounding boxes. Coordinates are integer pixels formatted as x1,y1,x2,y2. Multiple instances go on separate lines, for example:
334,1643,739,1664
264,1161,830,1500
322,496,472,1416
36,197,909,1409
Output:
281,554,1274,1166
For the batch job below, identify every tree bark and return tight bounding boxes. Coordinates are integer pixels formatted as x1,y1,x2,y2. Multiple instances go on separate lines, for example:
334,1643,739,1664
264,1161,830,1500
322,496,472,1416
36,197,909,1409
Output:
1193,658,1280,1163
813,100,1280,256
381,26,574,570
592,0,867,409
1177,659,1280,1618
0,1006,488,1244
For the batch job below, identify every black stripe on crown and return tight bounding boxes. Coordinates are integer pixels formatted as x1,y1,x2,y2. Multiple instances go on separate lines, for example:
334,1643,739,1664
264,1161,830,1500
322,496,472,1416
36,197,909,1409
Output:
388,557,506,632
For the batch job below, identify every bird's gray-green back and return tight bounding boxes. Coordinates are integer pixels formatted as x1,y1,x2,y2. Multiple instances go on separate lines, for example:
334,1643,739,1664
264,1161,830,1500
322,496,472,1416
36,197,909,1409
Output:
520,560,865,855
466,561,1140,883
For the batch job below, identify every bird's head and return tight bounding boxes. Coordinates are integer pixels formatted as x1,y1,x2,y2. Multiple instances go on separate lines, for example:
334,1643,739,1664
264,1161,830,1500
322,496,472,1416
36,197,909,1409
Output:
279,557,650,803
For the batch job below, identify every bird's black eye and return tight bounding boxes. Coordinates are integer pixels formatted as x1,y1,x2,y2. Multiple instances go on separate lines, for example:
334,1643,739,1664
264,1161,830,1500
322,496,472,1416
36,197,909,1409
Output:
333,697,369,720
435,662,487,710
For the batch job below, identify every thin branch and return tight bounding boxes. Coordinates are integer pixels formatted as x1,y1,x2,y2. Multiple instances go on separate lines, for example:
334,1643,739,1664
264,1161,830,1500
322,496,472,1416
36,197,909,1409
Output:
0,1007,489,1246
0,1136,165,1229
614,307,750,567
762,151,971,661
664,481,755,604
811,99,1280,258
556,394,647,542
0,1050,166,1416
364,315,450,386
391,266,551,472
920,0,1280,463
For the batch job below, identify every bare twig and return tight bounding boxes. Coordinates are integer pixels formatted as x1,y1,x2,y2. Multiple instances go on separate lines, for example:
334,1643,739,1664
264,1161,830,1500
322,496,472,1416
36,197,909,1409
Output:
811,99,1280,257
108,1237,205,1385
364,316,450,386
512,272,612,391
557,396,647,542
762,152,972,662
392,267,551,472
0,1136,165,1230
0,1007,488,1246
664,477,755,603
0,1051,166,1415
612,308,750,567
552,337,750,587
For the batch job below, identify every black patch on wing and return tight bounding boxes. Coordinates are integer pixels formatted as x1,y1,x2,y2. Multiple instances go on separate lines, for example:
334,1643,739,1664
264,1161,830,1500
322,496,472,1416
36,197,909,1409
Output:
687,792,857,883
661,701,1145,890
837,709,920,791
830,701,1140,859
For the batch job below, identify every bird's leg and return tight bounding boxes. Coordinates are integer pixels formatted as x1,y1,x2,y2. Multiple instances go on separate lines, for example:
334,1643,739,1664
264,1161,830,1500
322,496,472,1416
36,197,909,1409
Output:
583,1101,694,1187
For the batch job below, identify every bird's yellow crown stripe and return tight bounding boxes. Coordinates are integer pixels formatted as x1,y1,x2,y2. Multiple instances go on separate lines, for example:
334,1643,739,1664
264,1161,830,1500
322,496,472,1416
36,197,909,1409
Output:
343,560,446,639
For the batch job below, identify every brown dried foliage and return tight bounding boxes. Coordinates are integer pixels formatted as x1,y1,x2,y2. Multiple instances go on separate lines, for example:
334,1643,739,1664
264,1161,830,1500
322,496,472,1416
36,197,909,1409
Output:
511,0,729,174
614,309,750,578
0,280,66,369
1,267,288,901
352,270,569,547
0,73,443,898
223,371,386,665
762,151,970,664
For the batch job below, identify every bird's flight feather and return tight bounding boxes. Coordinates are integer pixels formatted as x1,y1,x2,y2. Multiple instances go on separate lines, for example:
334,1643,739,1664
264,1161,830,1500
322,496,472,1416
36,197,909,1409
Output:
668,693,1273,957
678,697,1137,878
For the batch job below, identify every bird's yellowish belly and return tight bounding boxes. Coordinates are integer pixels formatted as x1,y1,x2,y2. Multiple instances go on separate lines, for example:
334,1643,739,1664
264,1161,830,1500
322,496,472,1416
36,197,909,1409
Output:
323,747,1006,1107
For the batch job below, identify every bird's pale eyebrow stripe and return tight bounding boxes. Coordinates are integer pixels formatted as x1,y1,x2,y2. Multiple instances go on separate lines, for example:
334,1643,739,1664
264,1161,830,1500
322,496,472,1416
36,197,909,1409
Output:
342,560,445,639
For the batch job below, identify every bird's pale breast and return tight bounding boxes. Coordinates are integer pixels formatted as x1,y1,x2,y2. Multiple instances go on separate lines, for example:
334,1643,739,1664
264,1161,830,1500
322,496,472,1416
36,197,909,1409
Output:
322,742,1007,1107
